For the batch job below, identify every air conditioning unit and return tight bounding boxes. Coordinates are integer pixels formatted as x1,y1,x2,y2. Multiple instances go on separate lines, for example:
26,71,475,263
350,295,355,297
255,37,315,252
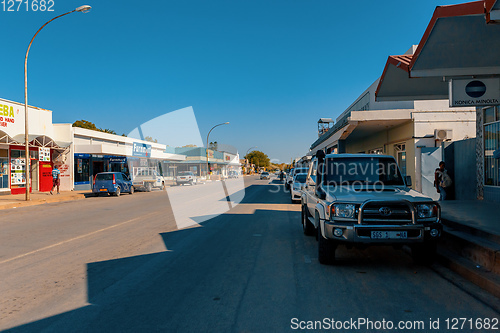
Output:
434,129,453,141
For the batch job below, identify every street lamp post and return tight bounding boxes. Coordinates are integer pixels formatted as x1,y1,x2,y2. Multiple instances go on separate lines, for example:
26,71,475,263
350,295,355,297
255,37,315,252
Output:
24,5,91,201
205,122,229,180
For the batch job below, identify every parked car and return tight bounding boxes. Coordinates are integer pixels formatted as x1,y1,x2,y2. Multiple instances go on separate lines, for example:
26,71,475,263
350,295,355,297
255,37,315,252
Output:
290,173,307,203
93,172,134,197
176,171,197,185
131,167,164,192
260,171,270,180
228,171,239,179
285,167,308,190
301,152,442,265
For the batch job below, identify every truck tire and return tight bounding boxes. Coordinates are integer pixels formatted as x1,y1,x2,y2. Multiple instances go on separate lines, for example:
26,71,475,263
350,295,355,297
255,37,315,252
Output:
146,183,152,192
115,187,121,197
129,186,134,195
318,222,336,265
302,205,314,236
411,242,436,265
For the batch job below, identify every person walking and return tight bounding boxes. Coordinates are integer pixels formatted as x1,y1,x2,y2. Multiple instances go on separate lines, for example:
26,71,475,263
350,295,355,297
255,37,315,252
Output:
50,165,61,195
434,161,451,201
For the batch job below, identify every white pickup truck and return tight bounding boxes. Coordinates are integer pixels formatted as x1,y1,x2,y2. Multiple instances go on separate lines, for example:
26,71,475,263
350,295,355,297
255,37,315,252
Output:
301,152,442,265
131,167,165,192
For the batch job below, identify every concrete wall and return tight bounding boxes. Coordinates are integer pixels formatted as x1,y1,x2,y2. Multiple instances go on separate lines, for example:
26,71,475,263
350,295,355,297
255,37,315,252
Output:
447,138,477,200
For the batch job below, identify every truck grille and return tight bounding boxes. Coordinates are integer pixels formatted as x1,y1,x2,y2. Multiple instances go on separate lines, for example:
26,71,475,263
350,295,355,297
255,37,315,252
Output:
359,202,413,225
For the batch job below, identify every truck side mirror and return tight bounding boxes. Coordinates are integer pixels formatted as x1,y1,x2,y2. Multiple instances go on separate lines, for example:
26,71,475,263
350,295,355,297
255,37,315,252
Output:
405,176,412,187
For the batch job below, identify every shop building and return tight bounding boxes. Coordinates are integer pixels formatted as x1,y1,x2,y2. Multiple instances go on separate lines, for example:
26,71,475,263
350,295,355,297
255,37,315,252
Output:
0,98,71,195
375,0,500,202
71,127,185,191
163,147,240,179
309,51,476,200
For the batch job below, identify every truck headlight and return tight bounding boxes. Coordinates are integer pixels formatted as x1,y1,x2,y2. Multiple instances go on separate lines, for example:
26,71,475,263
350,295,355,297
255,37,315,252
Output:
416,204,438,218
332,204,355,218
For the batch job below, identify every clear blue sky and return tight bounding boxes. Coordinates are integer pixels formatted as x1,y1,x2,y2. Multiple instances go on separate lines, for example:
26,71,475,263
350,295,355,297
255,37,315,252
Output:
0,0,460,163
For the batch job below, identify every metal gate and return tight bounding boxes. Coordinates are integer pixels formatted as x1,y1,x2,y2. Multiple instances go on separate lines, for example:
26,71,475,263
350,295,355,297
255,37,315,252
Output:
421,147,442,201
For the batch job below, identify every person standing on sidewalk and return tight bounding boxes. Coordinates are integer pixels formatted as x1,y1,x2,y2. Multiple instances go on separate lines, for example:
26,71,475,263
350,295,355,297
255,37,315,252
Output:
434,161,451,201
50,165,61,195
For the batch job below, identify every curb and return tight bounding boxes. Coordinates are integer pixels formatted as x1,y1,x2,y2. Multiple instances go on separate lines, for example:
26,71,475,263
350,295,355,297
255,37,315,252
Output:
0,193,88,211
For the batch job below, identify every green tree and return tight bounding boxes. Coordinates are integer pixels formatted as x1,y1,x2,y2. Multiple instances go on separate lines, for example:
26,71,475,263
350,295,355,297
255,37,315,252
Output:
72,120,99,131
245,150,270,168
144,136,158,143
72,120,120,136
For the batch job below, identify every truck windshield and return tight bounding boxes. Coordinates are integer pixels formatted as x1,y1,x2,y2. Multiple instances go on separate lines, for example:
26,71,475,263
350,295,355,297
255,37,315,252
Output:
323,157,405,186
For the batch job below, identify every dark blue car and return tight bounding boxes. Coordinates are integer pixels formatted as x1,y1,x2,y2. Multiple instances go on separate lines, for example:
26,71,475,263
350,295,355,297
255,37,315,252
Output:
92,172,134,197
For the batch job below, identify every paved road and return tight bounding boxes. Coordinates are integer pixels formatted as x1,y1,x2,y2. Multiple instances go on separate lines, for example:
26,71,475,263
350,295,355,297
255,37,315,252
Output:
0,176,498,332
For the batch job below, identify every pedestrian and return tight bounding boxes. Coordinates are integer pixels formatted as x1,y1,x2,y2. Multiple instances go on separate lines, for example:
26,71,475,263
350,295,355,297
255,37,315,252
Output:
434,161,451,201
51,165,61,195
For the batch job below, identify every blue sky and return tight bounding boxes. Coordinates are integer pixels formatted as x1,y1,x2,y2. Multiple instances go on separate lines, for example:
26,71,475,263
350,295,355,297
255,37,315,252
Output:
0,0,461,162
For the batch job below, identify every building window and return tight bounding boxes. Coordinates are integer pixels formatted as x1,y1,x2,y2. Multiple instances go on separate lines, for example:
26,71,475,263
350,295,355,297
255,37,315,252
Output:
368,148,383,155
0,149,8,189
394,143,406,178
484,106,500,187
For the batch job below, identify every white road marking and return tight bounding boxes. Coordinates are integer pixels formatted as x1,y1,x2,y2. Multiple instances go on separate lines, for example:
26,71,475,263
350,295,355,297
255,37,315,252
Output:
0,211,160,265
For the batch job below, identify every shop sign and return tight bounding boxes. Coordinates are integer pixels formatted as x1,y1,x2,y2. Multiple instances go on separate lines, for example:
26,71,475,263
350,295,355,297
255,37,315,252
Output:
449,78,500,107
133,142,151,157
0,103,17,129
10,158,25,185
39,147,50,162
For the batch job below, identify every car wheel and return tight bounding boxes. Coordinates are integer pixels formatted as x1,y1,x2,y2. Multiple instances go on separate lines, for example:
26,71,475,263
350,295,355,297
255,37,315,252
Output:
411,242,437,265
115,187,121,197
189,180,193,186
318,220,336,265
302,205,314,236
129,186,134,195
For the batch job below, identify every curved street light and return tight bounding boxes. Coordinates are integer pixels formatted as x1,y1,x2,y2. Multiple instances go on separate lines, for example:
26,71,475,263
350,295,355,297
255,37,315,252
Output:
205,122,229,179
24,5,92,201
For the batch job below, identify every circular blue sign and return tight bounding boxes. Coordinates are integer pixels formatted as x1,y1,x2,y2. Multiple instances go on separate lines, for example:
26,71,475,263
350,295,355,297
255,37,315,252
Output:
465,80,486,98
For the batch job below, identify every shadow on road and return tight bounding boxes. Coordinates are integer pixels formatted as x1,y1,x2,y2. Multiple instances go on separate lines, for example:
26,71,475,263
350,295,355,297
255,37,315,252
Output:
5,181,437,332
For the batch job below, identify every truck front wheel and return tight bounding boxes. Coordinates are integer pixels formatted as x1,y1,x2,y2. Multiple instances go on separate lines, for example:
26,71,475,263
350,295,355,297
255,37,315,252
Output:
318,223,336,265
146,183,152,192
302,205,314,236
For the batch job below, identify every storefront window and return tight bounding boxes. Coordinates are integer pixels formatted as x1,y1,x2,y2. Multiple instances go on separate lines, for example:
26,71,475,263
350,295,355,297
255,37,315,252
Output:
75,157,90,184
484,106,500,186
0,149,8,189
394,143,406,178
484,106,499,187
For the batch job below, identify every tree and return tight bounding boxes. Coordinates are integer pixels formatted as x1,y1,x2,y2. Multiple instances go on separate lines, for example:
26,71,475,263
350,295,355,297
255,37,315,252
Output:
244,150,270,168
144,136,158,143
72,120,120,136
72,120,98,131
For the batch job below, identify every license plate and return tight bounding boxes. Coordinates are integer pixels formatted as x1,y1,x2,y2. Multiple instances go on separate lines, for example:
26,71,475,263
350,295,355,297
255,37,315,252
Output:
99,189,107,192
371,231,407,239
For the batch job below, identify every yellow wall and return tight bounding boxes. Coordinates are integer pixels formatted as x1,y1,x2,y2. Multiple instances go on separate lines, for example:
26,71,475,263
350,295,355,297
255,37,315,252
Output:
344,121,417,189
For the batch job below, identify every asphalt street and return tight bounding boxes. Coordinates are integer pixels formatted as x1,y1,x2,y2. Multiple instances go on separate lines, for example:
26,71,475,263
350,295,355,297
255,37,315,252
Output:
0,176,498,332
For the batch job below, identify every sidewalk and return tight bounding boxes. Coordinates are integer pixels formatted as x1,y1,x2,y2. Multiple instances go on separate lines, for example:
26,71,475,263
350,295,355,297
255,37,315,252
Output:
440,200,500,237
0,191,91,210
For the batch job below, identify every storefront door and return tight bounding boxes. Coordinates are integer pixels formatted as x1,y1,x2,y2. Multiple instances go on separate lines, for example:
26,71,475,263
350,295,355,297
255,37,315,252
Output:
39,162,53,192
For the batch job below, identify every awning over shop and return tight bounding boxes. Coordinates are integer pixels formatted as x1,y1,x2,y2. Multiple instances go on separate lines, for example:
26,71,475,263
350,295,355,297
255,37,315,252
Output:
0,131,17,144
376,1,500,102
375,55,448,101
410,1,500,78
11,134,71,148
